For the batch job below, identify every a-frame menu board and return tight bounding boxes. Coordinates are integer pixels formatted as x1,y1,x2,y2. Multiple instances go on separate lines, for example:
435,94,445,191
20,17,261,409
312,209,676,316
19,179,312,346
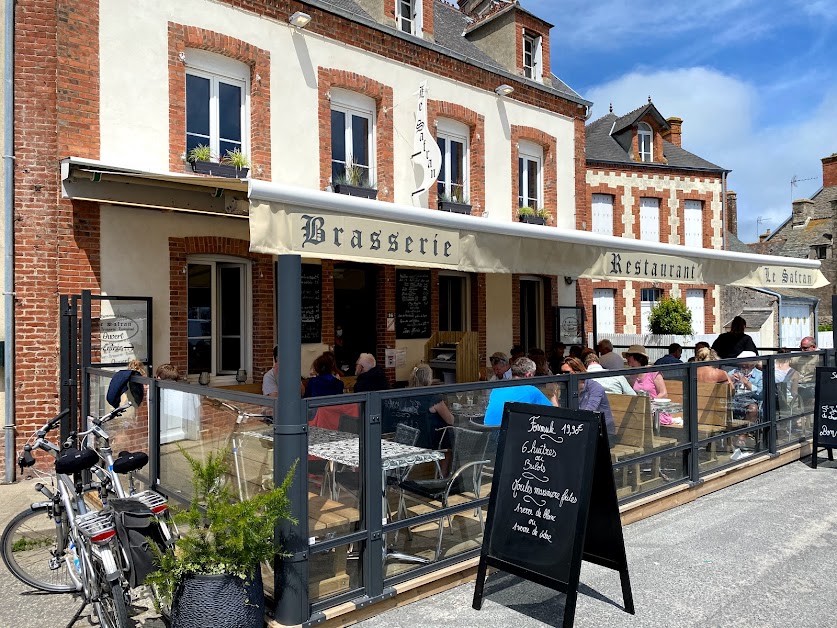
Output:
472,403,634,628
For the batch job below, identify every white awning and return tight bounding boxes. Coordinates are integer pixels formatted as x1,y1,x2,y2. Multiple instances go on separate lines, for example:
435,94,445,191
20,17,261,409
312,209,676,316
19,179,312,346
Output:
248,181,828,290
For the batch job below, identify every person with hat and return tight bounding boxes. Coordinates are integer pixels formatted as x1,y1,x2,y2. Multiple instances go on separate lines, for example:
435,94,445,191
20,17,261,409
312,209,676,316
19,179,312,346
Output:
712,316,758,359
488,352,512,381
729,351,763,400
623,344,669,399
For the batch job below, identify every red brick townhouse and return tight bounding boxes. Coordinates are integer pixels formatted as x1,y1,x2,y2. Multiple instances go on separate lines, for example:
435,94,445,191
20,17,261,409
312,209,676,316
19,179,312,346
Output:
8,0,592,468
579,101,728,336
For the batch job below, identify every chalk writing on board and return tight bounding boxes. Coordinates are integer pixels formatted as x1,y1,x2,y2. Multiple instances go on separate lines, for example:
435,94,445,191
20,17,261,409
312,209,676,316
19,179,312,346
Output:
396,270,430,338
820,405,837,421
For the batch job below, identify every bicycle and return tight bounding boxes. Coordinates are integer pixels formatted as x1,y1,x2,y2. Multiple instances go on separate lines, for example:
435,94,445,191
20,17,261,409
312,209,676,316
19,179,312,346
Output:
213,400,273,501
1,410,130,627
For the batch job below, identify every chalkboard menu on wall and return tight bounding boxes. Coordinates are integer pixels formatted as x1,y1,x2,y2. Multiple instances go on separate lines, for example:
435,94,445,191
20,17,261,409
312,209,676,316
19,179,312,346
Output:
812,366,837,468
473,403,634,628
396,269,431,339
301,265,322,344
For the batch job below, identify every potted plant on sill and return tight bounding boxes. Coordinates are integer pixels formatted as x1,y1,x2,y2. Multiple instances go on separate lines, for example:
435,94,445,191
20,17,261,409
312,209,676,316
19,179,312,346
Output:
146,447,296,628
332,161,377,199
188,145,251,179
438,190,472,215
517,206,546,226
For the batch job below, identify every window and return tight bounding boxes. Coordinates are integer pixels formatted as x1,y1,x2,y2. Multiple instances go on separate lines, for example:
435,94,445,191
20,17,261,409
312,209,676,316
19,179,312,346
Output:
187,257,251,379
185,50,249,161
640,197,660,242
439,273,470,332
593,289,615,333
520,277,543,353
640,288,663,333
518,142,543,209
685,289,705,334
814,244,828,259
396,0,422,35
637,122,652,162
592,194,614,236
436,119,469,203
330,90,375,187
684,200,703,248
523,33,543,82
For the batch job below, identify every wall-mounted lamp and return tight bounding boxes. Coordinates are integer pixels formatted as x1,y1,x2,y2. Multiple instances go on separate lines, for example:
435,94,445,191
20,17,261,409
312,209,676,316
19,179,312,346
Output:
236,369,247,384
564,276,574,286
494,84,514,97
198,371,210,386
289,11,312,28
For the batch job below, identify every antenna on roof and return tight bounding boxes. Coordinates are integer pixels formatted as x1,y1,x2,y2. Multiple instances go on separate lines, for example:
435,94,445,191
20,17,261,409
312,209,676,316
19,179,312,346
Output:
790,174,818,205
609,103,613,113
756,216,771,235
648,95,652,103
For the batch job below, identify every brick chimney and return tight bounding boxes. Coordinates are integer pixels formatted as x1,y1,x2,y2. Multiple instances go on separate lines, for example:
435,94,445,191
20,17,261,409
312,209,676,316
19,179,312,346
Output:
663,117,683,148
823,153,837,189
726,190,737,237
759,228,771,242
792,198,815,226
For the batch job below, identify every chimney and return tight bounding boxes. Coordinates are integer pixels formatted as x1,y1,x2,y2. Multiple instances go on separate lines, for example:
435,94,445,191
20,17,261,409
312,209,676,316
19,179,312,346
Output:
759,228,771,242
662,117,683,148
823,153,837,189
726,190,737,237
792,198,815,226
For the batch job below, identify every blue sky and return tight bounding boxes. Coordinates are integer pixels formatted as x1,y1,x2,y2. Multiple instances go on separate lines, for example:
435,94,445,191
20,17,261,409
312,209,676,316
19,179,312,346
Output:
522,0,837,242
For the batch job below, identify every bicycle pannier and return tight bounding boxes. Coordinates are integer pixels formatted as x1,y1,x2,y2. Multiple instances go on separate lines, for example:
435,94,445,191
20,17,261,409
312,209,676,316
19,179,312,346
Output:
108,498,168,588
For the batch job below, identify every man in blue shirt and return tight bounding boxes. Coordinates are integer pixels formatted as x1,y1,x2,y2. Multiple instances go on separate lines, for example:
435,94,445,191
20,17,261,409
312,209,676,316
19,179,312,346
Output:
483,357,553,426
654,343,683,365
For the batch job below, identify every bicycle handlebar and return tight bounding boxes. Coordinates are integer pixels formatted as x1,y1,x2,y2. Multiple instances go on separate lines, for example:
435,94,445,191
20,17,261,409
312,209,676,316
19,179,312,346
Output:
90,403,131,426
217,400,273,425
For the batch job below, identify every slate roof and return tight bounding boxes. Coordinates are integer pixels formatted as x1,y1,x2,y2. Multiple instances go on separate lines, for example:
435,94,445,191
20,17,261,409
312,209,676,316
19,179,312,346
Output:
611,103,669,135
585,111,725,171
724,309,773,329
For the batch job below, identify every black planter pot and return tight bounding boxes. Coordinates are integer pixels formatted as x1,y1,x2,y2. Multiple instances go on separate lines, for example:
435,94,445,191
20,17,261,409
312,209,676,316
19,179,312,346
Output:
438,200,472,215
191,160,250,179
333,183,378,199
518,214,546,225
170,569,264,628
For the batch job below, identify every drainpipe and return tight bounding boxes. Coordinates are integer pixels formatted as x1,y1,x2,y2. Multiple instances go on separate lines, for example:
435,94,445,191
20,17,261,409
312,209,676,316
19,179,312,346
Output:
754,288,783,349
3,0,15,483
721,171,727,251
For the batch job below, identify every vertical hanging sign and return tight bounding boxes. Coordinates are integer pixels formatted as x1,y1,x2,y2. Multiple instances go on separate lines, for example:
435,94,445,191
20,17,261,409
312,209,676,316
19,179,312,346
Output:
411,80,442,204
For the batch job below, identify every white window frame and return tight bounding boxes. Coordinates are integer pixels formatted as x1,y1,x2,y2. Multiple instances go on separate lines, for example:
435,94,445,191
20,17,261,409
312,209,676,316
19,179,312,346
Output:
640,197,660,242
640,288,663,334
593,288,616,334
685,289,705,334
518,141,543,209
396,0,423,36
520,276,544,352
186,255,253,384
683,199,703,248
330,89,376,187
185,49,250,162
436,118,470,203
637,122,653,162
591,193,614,236
438,271,471,332
523,33,543,82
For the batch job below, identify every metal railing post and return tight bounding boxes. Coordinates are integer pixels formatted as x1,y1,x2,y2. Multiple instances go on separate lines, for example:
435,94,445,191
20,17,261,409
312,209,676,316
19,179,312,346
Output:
147,377,160,488
365,392,384,598
687,362,699,483
80,290,92,433
764,355,777,455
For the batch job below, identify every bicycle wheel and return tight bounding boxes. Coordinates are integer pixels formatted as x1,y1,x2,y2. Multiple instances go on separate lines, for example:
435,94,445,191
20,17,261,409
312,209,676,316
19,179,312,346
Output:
91,551,129,628
1,505,75,593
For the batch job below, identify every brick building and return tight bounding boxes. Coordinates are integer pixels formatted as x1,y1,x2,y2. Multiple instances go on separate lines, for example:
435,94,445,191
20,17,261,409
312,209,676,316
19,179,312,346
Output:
580,101,727,336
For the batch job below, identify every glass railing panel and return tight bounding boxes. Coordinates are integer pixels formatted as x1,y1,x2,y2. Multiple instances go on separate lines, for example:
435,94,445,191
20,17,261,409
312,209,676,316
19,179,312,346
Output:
308,541,363,604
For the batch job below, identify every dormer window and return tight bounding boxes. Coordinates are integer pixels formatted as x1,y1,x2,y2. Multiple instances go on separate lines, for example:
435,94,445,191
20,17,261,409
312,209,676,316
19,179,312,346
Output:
523,33,542,82
638,122,653,162
397,0,422,36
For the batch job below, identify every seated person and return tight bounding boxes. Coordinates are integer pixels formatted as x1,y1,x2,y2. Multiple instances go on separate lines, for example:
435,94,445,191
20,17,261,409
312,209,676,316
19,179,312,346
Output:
383,364,453,449
729,351,763,425
488,352,512,381
353,352,389,392
583,353,636,396
484,358,553,426
304,352,345,398
263,345,279,397
561,357,615,436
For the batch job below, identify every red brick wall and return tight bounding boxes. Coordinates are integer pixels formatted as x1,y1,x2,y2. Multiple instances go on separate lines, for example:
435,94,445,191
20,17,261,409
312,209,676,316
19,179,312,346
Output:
317,68,395,202
471,273,487,371
320,261,334,344
510,125,557,224
511,273,521,347
515,13,551,80
168,23,271,177
168,237,274,383
822,154,837,189
427,100,486,214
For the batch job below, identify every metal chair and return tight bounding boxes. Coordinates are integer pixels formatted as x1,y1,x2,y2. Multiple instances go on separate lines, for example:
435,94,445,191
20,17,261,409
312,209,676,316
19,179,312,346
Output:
398,426,490,561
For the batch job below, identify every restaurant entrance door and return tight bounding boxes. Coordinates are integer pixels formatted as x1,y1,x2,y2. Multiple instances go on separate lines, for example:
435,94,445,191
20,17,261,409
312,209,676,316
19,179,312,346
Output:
333,263,377,373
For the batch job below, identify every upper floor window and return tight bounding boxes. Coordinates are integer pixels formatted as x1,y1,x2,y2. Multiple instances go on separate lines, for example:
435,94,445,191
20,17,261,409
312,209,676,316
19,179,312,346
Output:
185,50,249,161
187,256,252,380
397,0,422,36
436,119,469,203
637,122,653,162
591,193,614,236
640,197,660,242
518,141,543,209
330,90,375,187
683,199,703,248
814,244,828,259
523,33,542,82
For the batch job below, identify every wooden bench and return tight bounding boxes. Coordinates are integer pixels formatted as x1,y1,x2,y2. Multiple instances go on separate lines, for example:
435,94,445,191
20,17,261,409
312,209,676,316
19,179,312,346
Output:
606,393,647,492
308,494,361,599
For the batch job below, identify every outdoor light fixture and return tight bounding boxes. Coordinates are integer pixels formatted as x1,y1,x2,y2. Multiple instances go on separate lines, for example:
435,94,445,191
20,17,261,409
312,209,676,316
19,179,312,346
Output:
236,369,247,383
494,84,514,96
289,11,312,28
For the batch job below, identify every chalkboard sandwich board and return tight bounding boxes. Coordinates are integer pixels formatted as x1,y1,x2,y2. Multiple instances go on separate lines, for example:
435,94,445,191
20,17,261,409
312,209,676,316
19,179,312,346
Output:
472,403,634,628
396,269,431,339
301,265,322,344
812,366,837,469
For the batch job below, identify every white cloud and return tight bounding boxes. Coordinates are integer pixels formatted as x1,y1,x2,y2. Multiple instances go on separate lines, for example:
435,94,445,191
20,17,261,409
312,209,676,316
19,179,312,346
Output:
584,67,837,242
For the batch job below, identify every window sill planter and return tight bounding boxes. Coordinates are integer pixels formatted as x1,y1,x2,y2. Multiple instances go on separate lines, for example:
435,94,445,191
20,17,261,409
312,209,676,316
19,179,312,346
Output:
191,160,249,179
438,200,472,215
518,215,546,226
333,183,378,200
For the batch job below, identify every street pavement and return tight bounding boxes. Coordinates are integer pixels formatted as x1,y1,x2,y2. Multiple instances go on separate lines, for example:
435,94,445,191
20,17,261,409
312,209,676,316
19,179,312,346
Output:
4,455,837,627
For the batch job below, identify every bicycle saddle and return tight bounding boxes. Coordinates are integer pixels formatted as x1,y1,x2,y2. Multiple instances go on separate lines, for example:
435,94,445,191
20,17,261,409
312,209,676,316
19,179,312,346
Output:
55,447,99,474
112,450,149,474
